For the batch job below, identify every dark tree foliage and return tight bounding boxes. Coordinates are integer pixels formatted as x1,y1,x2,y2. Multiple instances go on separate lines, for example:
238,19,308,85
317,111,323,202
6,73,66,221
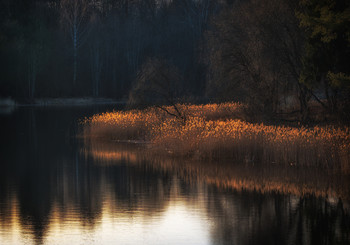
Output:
204,0,348,122
297,0,350,119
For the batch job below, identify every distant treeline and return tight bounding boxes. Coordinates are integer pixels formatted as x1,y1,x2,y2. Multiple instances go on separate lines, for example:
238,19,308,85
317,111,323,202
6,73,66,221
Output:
0,0,349,121
0,0,217,100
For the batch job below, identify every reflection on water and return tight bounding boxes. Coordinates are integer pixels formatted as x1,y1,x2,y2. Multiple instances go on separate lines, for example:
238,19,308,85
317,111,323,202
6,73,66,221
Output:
83,138,350,201
0,107,349,245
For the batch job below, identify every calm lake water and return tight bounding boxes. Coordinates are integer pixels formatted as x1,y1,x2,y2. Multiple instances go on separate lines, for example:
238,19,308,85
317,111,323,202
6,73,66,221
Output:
0,107,349,245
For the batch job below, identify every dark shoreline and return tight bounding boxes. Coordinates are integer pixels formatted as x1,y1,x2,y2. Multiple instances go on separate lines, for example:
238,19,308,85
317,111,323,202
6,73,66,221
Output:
0,97,127,107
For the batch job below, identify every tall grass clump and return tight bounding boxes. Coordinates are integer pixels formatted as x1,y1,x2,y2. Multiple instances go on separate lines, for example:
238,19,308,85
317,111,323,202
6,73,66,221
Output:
153,117,350,169
83,103,245,141
83,108,160,141
83,103,350,169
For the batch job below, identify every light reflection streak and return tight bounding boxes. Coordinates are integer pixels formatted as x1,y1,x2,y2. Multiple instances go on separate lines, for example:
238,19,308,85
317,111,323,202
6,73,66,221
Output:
0,135,349,244
0,182,211,245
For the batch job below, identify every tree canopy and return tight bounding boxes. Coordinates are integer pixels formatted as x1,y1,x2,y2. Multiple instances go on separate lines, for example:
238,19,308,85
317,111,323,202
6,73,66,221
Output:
298,0,350,115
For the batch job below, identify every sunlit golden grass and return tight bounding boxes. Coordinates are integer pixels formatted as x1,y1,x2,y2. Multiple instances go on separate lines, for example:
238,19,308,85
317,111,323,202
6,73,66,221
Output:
83,103,350,169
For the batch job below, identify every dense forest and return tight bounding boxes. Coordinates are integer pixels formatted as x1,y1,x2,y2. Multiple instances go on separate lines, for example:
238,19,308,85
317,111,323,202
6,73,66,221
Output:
0,0,349,121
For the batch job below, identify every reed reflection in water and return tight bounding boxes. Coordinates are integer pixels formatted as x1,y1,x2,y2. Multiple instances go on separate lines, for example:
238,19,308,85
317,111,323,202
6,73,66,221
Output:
0,107,349,245
81,137,350,245
84,137,350,202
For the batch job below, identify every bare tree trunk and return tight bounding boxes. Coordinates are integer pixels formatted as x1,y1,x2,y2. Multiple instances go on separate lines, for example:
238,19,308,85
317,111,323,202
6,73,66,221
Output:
28,49,38,99
73,26,77,86
90,40,103,97
61,0,90,90
298,83,310,122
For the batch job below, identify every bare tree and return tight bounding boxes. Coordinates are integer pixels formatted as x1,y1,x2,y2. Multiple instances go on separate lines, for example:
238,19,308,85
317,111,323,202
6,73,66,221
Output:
61,0,91,87
90,39,103,97
125,18,144,74
27,48,39,99
180,0,212,42
128,57,186,121
89,12,103,97
26,17,48,99
206,0,306,119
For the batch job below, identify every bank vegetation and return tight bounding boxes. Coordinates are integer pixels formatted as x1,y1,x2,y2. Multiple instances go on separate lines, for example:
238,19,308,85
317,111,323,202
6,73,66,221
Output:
83,103,350,170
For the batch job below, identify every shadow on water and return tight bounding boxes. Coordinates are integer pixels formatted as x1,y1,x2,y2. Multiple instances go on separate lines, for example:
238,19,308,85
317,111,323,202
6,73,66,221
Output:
0,106,349,244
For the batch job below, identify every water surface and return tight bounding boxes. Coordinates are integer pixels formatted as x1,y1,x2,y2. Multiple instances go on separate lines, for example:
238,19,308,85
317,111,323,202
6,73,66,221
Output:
0,107,349,245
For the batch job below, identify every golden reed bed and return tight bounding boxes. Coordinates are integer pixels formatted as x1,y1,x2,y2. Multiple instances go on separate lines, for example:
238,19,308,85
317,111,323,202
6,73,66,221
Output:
82,103,350,170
